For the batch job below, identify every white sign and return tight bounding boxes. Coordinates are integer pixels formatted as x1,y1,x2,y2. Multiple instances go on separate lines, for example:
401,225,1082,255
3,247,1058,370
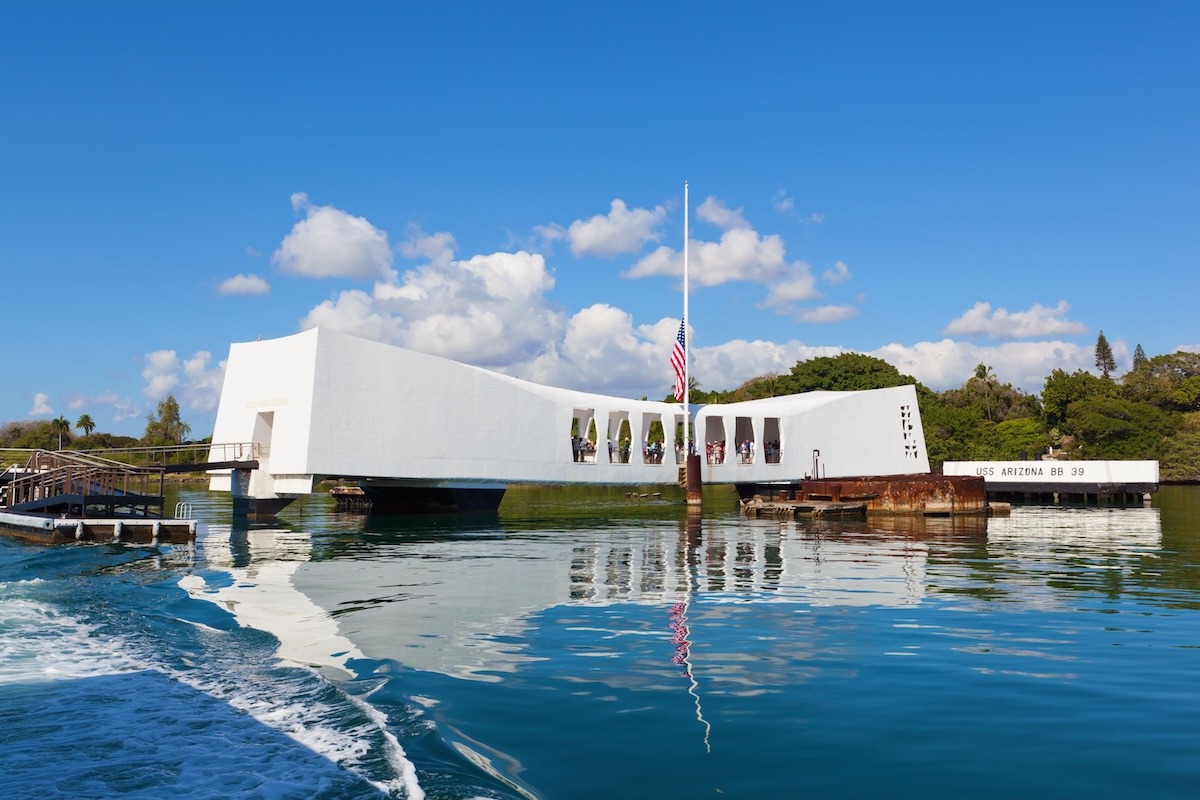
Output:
942,460,1158,484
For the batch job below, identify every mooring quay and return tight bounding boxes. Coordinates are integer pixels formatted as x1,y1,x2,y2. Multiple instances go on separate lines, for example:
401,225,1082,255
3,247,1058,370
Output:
0,446,254,544
942,460,1159,504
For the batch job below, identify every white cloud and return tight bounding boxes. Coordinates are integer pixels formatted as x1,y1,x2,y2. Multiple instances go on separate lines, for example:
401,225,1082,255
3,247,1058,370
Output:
769,190,826,224
399,228,457,269
872,339,1092,392
62,391,141,425
181,351,226,412
565,199,667,257
272,195,393,280
301,249,561,367
822,261,852,284
797,305,859,324
137,349,227,434
943,300,1088,340
217,273,270,296
29,392,52,416
696,196,749,231
626,228,789,287
518,305,667,395
696,339,841,394
761,266,821,311
142,350,180,400
300,289,407,344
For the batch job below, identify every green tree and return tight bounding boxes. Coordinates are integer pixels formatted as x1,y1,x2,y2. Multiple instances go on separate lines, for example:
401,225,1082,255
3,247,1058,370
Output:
1094,331,1116,379
1160,412,1200,482
978,418,1052,460
943,365,1038,424
1132,343,1148,370
50,416,71,450
75,414,95,437
142,394,191,446
920,400,986,469
782,352,918,393
1065,396,1177,460
1041,368,1118,433
1121,351,1200,412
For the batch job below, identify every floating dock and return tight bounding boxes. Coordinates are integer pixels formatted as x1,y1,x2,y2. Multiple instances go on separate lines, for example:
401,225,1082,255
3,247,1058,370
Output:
741,497,868,518
0,511,195,545
0,449,196,544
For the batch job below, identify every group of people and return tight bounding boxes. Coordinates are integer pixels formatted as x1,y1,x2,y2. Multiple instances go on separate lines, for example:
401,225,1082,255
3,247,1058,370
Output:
704,439,783,465
570,436,683,465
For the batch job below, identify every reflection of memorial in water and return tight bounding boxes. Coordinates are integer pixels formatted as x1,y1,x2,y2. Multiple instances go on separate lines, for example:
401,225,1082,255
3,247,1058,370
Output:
974,505,1165,608
184,515,997,682
185,506,1171,683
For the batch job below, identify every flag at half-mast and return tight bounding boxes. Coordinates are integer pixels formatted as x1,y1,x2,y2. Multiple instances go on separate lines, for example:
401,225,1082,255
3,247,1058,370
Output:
671,319,687,401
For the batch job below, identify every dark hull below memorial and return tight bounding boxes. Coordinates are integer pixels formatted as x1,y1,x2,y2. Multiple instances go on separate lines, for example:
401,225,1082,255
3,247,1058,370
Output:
352,484,506,514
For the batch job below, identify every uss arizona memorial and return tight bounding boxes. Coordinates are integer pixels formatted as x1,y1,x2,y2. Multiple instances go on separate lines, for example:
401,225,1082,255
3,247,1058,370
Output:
209,329,930,515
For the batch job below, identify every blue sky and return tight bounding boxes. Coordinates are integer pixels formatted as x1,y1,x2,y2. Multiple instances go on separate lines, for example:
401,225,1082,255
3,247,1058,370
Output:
2,2,1197,438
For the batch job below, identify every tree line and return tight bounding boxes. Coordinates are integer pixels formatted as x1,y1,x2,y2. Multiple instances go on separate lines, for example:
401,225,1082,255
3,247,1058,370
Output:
0,394,200,453
682,333,1200,482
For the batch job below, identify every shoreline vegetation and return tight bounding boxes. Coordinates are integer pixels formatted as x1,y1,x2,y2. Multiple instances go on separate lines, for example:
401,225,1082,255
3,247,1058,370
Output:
4,339,1199,484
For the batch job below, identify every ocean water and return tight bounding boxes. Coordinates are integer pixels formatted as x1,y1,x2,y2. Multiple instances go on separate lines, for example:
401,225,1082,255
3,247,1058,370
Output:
2,484,1199,800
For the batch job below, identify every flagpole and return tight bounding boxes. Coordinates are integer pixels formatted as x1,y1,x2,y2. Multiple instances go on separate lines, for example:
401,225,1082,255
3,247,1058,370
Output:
683,180,689,452
683,181,702,507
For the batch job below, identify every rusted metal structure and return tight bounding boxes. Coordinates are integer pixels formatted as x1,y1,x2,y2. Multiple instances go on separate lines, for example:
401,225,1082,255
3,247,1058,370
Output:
737,474,989,516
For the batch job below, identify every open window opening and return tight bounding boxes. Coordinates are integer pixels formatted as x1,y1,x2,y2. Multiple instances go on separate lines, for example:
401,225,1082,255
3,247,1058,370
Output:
764,417,781,463
703,417,728,465
570,409,597,463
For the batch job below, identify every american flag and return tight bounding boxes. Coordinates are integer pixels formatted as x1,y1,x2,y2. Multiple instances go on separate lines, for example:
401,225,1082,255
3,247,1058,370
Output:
671,319,686,401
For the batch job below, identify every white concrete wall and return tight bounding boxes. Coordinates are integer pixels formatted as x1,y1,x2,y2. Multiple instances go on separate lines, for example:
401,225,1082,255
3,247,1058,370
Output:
209,329,931,494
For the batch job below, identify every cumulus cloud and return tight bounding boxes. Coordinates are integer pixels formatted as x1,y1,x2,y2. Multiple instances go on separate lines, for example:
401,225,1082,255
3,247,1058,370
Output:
300,249,561,367
822,261,852,284
263,193,1096,409
63,391,141,424
696,196,750,231
272,193,393,280
29,392,52,416
943,300,1088,340
770,190,825,224
872,339,1093,392
761,267,821,311
797,305,859,324
626,228,790,287
217,273,270,296
518,305,667,394
138,349,226,433
564,199,667,257
399,228,457,269
181,351,226,412
142,350,180,400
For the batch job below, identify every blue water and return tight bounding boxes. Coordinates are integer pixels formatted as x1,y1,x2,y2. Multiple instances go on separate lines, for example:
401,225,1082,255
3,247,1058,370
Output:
2,485,1199,799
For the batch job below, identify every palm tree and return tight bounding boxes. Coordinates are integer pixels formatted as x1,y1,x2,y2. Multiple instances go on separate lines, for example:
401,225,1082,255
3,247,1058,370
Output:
76,414,95,437
50,416,70,450
972,363,997,422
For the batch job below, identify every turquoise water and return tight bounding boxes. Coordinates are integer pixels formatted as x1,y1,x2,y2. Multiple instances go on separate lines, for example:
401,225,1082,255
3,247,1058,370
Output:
2,485,1199,799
